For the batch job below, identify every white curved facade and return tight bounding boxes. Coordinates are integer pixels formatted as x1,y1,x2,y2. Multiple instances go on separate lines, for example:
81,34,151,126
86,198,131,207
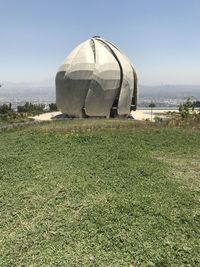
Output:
56,37,138,118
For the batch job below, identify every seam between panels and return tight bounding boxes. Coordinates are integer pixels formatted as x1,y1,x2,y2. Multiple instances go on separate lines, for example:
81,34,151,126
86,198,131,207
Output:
102,39,121,53
90,38,96,63
131,66,138,110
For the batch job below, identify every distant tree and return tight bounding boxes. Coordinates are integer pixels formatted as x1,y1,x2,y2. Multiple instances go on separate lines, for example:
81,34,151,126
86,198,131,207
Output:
17,102,45,114
49,103,58,111
193,100,200,108
0,103,12,114
149,102,156,108
179,97,195,119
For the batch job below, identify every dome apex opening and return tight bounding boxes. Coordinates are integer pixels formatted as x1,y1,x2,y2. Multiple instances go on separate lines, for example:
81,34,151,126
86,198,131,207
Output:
92,35,101,38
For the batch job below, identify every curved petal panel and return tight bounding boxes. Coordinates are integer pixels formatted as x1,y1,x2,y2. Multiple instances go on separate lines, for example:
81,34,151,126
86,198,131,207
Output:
103,40,135,115
85,40,121,117
58,41,86,72
56,40,94,116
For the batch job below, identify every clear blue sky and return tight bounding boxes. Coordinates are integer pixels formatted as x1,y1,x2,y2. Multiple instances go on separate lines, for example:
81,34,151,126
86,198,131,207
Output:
0,0,200,85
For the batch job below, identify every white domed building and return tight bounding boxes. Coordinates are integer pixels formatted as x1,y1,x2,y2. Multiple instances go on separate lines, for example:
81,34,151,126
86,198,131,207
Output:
56,36,138,118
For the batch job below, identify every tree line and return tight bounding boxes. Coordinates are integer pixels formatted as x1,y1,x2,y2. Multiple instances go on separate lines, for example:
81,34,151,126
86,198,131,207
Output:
0,102,58,115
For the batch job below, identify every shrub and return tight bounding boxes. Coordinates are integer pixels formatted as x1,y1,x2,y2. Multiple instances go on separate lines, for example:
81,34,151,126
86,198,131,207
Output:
17,102,45,114
49,103,58,111
193,100,200,108
178,97,195,119
0,103,12,114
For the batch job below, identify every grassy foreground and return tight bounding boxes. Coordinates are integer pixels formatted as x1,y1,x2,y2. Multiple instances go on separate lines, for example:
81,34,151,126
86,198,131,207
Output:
0,120,200,266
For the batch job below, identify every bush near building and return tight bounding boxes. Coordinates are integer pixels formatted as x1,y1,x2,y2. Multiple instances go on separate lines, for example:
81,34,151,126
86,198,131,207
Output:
49,103,58,111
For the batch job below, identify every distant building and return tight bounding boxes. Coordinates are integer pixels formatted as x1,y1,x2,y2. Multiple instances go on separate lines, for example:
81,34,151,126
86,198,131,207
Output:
56,36,138,118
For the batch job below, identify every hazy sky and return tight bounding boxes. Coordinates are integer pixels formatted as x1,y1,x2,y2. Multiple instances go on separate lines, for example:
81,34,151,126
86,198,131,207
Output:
0,0,200,85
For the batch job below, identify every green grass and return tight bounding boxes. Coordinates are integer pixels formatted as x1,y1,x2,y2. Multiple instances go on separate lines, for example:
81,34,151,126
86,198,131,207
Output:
0,120,200,266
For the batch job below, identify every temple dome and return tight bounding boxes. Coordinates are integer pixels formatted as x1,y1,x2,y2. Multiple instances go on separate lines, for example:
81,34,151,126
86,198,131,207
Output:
56,37,137,118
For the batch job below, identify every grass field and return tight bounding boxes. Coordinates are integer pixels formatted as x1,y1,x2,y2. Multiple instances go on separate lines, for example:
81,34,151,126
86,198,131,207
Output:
0,120,200,266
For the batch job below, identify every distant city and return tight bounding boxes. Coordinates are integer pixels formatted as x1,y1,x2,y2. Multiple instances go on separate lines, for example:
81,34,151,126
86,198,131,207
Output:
0,81,200,109
139,85,200,108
